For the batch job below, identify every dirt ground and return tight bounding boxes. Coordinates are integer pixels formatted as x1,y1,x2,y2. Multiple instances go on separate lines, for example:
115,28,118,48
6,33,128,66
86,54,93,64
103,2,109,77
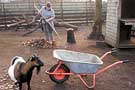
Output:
0,24,135,90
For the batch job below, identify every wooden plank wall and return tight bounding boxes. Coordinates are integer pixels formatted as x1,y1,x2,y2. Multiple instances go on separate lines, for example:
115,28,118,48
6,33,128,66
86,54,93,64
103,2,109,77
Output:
105,0,119,47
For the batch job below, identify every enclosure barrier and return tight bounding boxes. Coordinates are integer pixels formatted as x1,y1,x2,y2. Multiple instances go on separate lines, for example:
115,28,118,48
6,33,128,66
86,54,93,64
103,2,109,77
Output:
0,1,107,30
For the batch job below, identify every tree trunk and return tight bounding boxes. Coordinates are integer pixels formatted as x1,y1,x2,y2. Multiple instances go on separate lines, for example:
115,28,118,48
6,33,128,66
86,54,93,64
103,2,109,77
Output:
88,0,104,40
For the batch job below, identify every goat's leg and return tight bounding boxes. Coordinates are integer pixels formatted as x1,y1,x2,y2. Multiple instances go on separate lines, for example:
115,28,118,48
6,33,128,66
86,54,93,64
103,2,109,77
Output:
13,82,19,90
27,81,31,90
18,82,22,90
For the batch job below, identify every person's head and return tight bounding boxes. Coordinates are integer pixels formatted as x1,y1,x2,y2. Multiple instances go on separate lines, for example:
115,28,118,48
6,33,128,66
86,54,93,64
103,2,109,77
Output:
45,2,52,10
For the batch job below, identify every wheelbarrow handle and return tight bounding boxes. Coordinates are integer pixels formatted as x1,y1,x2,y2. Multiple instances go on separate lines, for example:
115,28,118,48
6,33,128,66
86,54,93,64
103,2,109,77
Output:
123,59,131,63
111,48,117,54
122,60,133,63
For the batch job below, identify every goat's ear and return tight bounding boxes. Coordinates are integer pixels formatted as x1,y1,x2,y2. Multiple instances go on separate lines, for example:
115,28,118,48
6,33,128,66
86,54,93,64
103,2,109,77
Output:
30,54,36,61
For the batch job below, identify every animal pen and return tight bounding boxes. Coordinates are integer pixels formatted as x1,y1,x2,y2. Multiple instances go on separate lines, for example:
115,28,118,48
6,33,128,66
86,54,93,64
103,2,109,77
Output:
0,0,107,30
105,0,135,48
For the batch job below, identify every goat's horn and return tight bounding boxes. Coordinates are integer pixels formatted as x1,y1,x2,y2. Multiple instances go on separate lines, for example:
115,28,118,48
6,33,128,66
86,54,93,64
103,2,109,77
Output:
32,54,37,57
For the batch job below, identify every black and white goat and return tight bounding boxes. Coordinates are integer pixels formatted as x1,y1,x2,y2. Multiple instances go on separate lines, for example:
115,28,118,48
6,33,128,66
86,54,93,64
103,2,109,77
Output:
8,55,44,90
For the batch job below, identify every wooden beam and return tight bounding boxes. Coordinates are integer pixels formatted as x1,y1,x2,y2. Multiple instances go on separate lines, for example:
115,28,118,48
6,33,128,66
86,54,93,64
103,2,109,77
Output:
7,20,26,27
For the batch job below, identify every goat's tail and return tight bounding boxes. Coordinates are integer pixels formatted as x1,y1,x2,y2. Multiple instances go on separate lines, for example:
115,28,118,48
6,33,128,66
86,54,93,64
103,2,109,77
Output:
10,56,25,65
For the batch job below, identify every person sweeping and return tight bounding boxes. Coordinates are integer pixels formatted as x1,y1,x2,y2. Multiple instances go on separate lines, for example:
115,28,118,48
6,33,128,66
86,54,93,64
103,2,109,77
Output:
33,2,56,46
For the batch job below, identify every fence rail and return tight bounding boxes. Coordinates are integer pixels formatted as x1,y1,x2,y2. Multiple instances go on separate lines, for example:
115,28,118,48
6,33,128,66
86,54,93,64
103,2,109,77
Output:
0,1,107,30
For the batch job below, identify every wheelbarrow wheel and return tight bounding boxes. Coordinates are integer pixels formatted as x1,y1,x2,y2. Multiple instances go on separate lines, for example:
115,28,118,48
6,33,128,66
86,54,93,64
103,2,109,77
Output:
49,64,70,84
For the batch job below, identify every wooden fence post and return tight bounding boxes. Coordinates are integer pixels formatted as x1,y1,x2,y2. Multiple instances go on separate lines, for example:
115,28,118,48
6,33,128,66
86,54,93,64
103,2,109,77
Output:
3,3,7,30
86,1,88,25
60,0,64,22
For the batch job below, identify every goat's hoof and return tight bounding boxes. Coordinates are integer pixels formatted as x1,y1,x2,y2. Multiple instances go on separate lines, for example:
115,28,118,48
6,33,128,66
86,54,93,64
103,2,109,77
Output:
28,88,31,90
14,82,18,85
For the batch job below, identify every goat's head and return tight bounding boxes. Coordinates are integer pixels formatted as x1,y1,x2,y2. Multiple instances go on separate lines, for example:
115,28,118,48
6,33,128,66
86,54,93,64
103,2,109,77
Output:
28,54,44,74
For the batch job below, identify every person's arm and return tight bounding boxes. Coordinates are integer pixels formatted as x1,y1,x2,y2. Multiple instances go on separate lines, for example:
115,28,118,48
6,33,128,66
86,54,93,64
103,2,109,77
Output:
46,9,55,22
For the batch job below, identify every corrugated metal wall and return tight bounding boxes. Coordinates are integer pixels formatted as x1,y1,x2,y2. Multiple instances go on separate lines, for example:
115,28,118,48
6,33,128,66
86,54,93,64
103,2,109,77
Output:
0,1,107,30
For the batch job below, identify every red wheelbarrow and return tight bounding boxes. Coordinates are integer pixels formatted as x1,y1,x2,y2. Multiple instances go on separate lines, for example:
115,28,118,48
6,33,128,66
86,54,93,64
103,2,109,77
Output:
46,49,129,88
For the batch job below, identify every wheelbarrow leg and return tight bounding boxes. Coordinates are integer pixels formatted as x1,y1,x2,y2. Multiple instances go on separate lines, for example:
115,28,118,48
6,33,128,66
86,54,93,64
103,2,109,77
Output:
53,60,62,73
77,74,96,88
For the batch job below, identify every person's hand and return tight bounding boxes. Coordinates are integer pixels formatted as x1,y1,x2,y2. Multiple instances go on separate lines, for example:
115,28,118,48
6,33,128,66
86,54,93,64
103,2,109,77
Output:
46,19,50,22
